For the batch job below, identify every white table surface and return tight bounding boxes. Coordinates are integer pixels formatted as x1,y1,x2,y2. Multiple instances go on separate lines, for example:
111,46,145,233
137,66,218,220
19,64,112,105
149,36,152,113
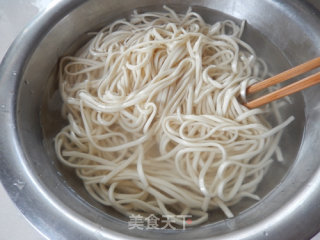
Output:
0,1,319,240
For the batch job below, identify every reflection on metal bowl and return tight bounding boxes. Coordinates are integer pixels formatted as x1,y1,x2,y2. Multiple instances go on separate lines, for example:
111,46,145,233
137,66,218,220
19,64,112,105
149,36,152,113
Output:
0,0,319,239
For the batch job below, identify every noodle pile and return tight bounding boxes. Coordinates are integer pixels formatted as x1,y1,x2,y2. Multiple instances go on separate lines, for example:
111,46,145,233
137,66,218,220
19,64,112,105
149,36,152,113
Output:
55,7,293,226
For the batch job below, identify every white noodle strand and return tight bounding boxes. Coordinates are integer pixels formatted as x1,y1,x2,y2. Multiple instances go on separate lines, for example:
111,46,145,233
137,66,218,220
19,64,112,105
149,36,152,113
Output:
54,7,293,226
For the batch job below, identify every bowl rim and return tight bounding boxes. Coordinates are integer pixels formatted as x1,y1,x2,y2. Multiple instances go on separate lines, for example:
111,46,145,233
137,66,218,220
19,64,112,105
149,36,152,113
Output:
0,0,320,239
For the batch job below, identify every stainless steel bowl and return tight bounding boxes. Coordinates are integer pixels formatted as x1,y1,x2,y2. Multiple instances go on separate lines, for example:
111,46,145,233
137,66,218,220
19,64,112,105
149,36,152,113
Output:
0,0,320,239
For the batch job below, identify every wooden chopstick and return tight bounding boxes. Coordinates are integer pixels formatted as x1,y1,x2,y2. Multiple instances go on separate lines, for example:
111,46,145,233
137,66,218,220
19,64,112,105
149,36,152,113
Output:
244,57,320,109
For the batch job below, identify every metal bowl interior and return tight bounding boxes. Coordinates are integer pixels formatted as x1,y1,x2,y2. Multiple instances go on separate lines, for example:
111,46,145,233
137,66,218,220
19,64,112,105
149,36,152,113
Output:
0,0,320,239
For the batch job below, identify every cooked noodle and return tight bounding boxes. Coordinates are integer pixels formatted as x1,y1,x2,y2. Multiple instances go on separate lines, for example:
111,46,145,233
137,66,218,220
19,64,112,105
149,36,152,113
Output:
54,6,294,226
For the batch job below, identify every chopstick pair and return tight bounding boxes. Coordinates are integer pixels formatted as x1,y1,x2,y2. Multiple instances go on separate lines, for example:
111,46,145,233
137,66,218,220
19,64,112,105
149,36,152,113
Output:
243,57,320,109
